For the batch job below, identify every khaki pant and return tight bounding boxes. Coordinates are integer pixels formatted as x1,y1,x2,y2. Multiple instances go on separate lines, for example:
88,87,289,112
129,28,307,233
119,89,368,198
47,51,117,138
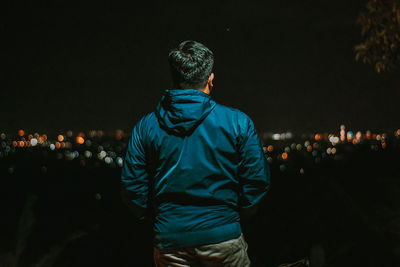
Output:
153,233,251,267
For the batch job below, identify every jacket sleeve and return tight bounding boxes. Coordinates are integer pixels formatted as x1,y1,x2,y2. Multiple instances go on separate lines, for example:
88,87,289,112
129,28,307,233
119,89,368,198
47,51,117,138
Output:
237,116,270,213
121,120,150,220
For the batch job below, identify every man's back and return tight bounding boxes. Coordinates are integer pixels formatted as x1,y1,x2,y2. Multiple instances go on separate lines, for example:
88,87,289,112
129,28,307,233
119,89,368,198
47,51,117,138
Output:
121,40,270,266
121,88,270,249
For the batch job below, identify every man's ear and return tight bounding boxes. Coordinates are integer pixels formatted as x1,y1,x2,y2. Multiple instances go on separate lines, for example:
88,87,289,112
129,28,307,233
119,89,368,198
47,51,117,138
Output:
208,73,214,87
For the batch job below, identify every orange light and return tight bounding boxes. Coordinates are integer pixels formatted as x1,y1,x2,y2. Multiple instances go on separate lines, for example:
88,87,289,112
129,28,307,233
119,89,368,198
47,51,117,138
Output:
55,142,61,149
314,134,321,141
57,135,64,142
76,136,85,145
331,147,337,154
28,134,33,140
89,130,97,137
347,132,353,140
116,129,124,140
382,142,386,149
12,141,18,147
352,139,357,144
42,134,47,141
307,145,312,152
397,129,400,136
18,129,25,137
18,141,25,147
267,145,274,152
282,152,288,160
61,142,66,148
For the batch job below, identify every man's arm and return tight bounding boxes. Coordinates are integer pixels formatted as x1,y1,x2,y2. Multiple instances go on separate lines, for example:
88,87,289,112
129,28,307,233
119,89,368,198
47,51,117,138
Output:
237,117,271,218
121,120,150,221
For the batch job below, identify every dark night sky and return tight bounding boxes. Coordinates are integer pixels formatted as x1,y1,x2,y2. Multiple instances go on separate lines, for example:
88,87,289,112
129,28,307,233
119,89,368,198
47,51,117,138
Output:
2,1,399,134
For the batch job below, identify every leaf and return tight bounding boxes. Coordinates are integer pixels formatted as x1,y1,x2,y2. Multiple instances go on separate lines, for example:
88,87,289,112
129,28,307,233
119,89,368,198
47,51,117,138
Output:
354,44,368,51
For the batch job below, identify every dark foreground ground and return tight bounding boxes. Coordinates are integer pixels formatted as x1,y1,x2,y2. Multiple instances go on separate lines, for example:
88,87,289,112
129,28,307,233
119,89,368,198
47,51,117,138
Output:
0,133,399,266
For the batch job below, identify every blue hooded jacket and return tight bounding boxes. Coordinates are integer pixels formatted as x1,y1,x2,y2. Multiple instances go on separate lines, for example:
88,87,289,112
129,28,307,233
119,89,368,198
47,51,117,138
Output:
121,89,270,249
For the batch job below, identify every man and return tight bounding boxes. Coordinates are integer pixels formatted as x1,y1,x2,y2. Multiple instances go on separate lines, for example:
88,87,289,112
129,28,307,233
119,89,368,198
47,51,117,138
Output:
121,40,270,266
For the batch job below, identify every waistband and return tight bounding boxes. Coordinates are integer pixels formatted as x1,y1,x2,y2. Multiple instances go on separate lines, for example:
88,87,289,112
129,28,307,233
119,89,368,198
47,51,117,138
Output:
154,222,242,249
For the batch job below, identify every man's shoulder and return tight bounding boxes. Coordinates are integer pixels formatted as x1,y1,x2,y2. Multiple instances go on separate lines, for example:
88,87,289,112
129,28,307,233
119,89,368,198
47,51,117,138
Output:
214,103,252,122
130,112,157,133
139,112,157,123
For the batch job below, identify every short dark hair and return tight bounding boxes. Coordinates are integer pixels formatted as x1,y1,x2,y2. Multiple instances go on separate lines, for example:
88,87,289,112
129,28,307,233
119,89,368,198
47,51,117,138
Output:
168,40,214,89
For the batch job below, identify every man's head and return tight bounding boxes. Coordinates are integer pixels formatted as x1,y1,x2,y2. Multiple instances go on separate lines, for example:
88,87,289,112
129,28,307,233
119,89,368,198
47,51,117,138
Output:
168,40,214,93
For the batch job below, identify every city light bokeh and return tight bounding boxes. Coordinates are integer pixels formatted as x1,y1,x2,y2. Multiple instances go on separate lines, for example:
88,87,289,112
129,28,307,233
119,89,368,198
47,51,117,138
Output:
1,126,399,176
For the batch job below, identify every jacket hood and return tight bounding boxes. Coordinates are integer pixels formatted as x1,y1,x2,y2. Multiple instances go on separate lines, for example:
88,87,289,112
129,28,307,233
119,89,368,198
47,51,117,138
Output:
156,89,217,135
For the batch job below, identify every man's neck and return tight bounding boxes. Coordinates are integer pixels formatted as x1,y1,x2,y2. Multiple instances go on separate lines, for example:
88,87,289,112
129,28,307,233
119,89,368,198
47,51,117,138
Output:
199,86,211,95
